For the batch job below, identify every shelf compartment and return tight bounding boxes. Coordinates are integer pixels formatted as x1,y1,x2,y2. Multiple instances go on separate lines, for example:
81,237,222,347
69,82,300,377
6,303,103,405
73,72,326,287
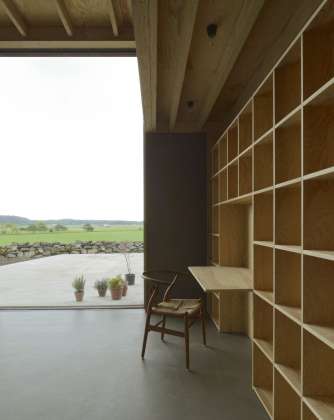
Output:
304,255,334,349
304,84,334,175
212,206,219,234
275,310,301,393
275,183,301,246
254,75,274,140
253,344,273,416
219,169,227,202
274,369,301,420
239,149,252,196
254,245,273,296
239,102,253,153
219,134,228,170
211,177,219,205
228,162,238,199
228,123,238,163
275,111,301,184
254,191,273,242
212,236,219,265
304,177,334,251
254,132,273,191
254,294,273,360
275,249,301,322
212,145,219,175
303,330,334,419
303,5,334,99
275,39,301,123
302,403,317,420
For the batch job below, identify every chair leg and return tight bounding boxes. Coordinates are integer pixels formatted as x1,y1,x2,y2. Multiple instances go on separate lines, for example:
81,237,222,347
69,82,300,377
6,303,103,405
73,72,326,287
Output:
161,315,166,341
200,302,207,346
141,311,151,359
184,313,190,370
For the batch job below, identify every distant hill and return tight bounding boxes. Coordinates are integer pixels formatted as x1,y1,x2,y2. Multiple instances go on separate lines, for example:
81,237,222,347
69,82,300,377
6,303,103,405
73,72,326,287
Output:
0,215,142,226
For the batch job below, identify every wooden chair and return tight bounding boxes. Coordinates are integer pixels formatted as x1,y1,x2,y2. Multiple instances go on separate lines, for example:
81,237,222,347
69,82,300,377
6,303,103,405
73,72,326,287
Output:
141,270,206,369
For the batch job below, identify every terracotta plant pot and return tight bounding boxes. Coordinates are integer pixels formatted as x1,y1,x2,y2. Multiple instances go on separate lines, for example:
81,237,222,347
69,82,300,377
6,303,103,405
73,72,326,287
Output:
75,291,84,302
111,286,123,300
97,288,107,297
122,281,128,297
125,273,135,285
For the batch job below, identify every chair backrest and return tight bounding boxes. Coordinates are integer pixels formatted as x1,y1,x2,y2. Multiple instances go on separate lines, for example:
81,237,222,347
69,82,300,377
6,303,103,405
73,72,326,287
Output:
142,270,184,310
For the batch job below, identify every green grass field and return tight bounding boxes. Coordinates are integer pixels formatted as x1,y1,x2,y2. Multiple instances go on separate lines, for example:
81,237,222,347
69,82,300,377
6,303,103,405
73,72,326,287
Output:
0,225,143,245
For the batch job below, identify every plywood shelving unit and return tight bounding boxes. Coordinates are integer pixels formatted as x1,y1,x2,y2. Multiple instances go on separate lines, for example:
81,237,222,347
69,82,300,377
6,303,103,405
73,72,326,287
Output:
208,3,334,418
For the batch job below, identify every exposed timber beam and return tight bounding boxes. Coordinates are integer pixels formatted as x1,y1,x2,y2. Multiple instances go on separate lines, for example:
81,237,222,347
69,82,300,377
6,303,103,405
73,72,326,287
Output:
132,0,158,131
168,0,199,130
108,0,119,36
0,0,27,37
194,0,264,130
55,0,74,37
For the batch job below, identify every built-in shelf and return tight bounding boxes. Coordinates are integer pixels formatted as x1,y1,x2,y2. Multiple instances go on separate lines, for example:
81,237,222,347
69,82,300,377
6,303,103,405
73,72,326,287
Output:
275,39,301,124
275,310,301,394
254,75,274,141
254,191,273,242
274,369,301,419
212,145,219,175
212,236,219,265
276,182,301,246
275,110,301,184
253,344,273,416
303,402,318,420
303,330,334,419
228,161,238,200
219,169,227,202
254,132,273,191
239,102,253,153
275,249,301,322
211,176,219,205
239,149,252,196
219,134,228,170
275,364,301,396
254,294,273,360
255,290,274,306
254,245,273,299
228,123,238,163
276,305,302,324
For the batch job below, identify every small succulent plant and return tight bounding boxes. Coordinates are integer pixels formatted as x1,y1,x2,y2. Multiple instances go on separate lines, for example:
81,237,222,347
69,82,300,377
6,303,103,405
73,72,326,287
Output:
108,275,123,289
94,279,108,292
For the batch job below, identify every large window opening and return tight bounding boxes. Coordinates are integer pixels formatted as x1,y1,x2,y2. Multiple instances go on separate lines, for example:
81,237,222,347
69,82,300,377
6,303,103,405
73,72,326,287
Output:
0,57,144,308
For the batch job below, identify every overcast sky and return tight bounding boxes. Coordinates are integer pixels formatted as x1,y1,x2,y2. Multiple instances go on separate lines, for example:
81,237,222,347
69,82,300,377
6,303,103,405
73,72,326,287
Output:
0,57,143,221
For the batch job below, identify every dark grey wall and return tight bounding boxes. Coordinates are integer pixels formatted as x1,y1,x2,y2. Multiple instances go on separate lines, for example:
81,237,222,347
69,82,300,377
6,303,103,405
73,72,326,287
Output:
144,132,207,300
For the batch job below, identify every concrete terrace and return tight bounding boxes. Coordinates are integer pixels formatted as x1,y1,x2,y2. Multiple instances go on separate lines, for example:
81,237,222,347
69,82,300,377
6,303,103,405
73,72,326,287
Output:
0,253,144,308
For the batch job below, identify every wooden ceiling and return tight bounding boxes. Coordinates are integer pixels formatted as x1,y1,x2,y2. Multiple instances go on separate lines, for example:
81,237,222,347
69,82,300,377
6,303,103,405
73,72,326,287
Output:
0,0,134,50
132,0,324,133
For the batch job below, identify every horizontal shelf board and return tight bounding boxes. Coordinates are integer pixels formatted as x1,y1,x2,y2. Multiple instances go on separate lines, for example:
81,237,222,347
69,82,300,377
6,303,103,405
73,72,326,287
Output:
254,128,274,146
275,178,302,190
303,166,334,181
254,241,274,248
303,323,334,351
254,290,274,305
253,387,273,417
224,193,252,205
304,397,334,420
210,233,220,237
303,249,334,262
303,75,334,107
275,244,302,254
253,186,274,196
276,304,302,324
275,364,301,394
275,105,302,129
239,144,253,159
254,338,274,361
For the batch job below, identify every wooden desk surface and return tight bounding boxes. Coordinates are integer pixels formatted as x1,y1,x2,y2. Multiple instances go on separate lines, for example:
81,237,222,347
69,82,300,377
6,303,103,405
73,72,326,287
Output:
188,266,253,292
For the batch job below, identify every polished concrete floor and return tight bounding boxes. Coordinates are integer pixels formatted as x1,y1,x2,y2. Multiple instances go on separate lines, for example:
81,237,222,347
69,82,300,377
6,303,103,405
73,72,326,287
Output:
0,309,268,420
0,254,144,308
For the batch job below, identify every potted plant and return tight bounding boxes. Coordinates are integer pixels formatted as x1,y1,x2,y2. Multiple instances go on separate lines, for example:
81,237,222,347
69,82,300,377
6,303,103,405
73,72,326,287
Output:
72,275,85,302
108,275,123,300
94,279,108,297
123,253,135,285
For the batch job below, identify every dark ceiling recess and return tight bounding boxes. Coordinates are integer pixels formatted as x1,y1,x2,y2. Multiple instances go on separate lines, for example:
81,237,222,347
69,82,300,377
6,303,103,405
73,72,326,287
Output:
206,23,218,39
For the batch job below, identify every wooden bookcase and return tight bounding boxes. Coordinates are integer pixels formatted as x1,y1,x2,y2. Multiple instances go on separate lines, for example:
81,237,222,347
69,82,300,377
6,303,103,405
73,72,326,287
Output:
208,3,334,418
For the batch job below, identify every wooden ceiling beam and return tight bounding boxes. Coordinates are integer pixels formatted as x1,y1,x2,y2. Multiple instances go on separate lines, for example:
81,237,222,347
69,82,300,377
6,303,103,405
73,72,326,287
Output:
108,0,119,37
55,0,74,37
132,0,158,131
194,0,265,130
0,0,27,37
168,0,199,130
